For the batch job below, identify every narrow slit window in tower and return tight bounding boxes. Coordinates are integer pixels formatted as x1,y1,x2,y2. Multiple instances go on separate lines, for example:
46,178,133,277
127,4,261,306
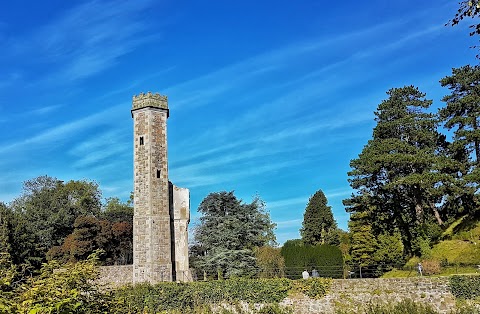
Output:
157,170,161,178
140,136,144,145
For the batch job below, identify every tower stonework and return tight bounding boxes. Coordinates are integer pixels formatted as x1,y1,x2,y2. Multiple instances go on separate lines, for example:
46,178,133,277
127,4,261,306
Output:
131,92,190,283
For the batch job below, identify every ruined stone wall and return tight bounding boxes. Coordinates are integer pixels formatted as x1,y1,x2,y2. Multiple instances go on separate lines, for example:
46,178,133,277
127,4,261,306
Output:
171,185,190,281
280,277,456,314
97,265,133,288
132,105,172,283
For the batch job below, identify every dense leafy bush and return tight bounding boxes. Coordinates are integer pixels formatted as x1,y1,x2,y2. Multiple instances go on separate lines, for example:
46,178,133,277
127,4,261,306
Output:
449,275,480,300
292,278,332,299
281,241,343,278
421,260,441,275
335,299,439,314
15,253,111,314
113,278,293,312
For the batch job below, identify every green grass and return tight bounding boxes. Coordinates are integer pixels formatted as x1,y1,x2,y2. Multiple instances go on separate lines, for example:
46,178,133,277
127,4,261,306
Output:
442,215,468,239
430,240,480,265
381,268,413,278
383,218,480,278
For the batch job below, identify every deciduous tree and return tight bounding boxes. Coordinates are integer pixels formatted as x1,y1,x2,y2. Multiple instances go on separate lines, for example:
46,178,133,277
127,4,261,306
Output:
10,176,102,267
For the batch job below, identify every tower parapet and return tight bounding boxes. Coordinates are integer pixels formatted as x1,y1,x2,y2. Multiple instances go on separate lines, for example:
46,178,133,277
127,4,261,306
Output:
132,92,169,116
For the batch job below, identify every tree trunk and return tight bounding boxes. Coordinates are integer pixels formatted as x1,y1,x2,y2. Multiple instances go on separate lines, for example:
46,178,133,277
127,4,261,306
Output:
413,186,424,223
415,203,423,223
429,202,443,225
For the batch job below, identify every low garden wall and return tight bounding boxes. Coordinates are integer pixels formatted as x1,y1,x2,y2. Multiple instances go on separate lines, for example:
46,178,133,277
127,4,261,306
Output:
281,277,456,314
98,265,133,288
99,270,461,313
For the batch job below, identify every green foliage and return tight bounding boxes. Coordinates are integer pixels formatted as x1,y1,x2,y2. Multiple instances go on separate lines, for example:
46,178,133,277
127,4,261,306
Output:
113,278,293,313
450,1,480,36
345,86,454,258
17,252,111,314
301,189,339,246
363,299,438,314
254,246,285,278
192,191,276,278
48,214,133,265
439,65,480,215
9,176,102,268
292,278,332,299
449,275,480,300
281,242,343,279
102,197,134,223
430,240,480,265
373,232,405,274
346,211,377,268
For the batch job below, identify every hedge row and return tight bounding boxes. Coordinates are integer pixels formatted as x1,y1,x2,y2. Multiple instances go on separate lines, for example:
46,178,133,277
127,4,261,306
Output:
112,278,332,313
449,275,480,300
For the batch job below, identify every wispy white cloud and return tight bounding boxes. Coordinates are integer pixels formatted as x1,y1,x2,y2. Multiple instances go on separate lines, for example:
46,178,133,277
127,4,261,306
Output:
28,104,63,115
8,0,156,85
275,219,302,228
0,104,124,154
268,197,309,210
165,19,411,111
324,188,354,200
172,159,303,189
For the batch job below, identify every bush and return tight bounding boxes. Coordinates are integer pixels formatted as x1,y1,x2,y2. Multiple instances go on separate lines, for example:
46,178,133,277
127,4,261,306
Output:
365,299,438,314
335,299,440,314
281,242,343,279
421,260,441,275
18,253,112,314
113,278,295,313
292,278,332,299
449,275,480,300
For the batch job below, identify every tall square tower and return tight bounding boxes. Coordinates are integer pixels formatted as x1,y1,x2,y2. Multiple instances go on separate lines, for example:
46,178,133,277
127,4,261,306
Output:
131,92,172,283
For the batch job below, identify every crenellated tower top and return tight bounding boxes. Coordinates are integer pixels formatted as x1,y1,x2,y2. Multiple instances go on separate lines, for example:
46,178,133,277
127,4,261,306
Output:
131,92,169,117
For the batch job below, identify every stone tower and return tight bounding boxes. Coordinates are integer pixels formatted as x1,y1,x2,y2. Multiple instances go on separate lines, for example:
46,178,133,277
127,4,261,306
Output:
131,92,190,283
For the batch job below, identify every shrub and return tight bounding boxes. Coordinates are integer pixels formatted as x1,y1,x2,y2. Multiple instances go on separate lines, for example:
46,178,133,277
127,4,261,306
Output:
449,275,480,300
335,299,440,314
364,299,438,314
292,278,332,299
421,260,441,275
18,253,112,314
113,278,295,313
281,242,343,279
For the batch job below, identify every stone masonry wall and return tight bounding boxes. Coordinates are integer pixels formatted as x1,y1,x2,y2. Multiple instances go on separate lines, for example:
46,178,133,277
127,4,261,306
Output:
133,106,172,283
96,273,456,313
171,184,191,281
280,277,456,314
97,265,133,288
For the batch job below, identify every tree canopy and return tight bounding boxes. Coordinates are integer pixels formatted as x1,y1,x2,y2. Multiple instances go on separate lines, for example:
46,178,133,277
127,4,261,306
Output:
300,189,339,246
192,191,276,278
8,176,102,268
344,86,452,256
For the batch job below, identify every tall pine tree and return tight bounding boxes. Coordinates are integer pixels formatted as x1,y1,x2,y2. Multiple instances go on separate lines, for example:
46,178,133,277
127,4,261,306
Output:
440,65,480,211
345,86,452,255
301,189,339,246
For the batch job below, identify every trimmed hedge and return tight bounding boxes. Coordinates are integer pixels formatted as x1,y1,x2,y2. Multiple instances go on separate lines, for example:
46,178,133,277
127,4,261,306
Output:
112,277,332,313
281,242,343,279
449,275,480,300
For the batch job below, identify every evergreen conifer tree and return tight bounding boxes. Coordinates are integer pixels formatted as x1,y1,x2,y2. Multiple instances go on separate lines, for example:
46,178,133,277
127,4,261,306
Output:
300,189,339,246
345,86,453,255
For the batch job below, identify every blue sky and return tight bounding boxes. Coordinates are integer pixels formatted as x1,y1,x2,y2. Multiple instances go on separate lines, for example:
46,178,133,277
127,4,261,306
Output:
0,0,476,245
